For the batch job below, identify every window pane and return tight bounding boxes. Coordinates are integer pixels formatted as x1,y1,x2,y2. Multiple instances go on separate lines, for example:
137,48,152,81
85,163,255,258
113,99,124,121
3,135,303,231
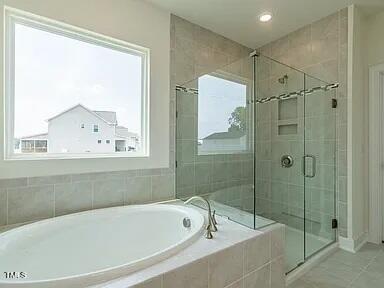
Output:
198,74,248,155
13,22,144,155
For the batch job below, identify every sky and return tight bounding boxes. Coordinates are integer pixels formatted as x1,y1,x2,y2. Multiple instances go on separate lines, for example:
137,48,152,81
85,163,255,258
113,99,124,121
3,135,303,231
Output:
198,75,246,139
14,23,142,138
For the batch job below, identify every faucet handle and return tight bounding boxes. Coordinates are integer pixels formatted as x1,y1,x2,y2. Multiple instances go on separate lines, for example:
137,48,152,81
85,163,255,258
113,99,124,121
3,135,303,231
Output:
205,224,213,239
210,211,218,232
211,210,218,225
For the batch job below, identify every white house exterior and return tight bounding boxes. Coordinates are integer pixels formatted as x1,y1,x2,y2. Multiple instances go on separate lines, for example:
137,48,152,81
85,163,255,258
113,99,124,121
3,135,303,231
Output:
18,104,139,154
199,131,246,154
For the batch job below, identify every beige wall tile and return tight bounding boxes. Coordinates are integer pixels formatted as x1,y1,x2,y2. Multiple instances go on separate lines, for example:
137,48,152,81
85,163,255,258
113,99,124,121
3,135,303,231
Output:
125,176,152,204
93,179,125,209
151,174,174,201
55,182,92,216
163,258,208,288
271,256,285,288
244,264,271,288
133,276,162,288
271,225,285,258
28,175,71,186
209,244,244,288
8,185,54,224
0,178,27,189
225,279,243,288
244,232,271,274
0,189,7,226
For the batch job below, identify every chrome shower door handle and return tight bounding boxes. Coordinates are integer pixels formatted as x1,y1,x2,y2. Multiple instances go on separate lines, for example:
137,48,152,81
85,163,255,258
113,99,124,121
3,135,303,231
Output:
302,154,316,178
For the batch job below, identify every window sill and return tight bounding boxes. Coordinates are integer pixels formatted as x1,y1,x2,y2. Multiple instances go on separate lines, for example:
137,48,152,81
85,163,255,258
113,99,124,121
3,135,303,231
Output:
5,152,149,161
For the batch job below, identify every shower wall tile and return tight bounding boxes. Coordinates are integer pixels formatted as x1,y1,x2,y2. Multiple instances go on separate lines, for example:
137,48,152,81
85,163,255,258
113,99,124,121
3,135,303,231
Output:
257,9,348,238
171,15,254,217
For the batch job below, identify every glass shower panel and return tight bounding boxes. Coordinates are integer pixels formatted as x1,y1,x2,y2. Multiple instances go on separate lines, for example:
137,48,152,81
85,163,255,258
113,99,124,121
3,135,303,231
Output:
304,75,337,259
254,55,305,272
176,56,270,230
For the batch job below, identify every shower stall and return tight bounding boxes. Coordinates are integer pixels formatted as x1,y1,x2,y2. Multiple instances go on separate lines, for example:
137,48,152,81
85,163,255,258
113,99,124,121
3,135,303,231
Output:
175,52,338,273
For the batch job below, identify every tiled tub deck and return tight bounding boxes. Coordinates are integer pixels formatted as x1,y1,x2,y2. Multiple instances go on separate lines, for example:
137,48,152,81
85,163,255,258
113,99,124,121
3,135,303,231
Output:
92,210,285,288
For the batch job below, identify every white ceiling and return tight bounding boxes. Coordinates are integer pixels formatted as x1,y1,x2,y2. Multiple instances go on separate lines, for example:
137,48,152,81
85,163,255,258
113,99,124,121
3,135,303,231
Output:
146,0,384,48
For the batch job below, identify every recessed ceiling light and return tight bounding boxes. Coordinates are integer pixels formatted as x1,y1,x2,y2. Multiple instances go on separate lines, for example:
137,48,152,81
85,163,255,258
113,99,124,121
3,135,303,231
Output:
259,12,272,22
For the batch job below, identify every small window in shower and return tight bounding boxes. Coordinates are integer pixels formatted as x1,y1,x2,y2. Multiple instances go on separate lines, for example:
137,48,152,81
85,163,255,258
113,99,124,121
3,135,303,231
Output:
197,73,249,155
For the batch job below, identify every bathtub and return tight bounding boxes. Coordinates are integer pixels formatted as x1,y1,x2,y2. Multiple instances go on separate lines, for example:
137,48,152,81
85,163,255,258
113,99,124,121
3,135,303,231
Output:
0,204,205,287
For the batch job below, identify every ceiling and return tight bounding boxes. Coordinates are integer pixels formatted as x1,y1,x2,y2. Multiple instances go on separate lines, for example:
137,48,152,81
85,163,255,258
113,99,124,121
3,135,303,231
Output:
146,0,384,48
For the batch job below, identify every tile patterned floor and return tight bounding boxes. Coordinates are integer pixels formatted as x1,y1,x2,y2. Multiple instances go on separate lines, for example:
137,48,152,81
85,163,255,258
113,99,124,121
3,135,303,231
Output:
288,243,384,288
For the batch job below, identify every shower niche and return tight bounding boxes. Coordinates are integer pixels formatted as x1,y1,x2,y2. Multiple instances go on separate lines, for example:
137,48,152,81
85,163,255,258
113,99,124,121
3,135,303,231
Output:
277,97,298,135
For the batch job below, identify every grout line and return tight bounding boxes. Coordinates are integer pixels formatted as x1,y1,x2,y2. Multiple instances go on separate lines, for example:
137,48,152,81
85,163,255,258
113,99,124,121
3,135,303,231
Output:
53,184,56,217
6,189,9,225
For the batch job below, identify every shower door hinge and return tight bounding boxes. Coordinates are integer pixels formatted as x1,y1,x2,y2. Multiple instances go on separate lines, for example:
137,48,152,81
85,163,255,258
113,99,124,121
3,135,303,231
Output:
332,218,338,229
176,111,179,118
175,161,178,168
332,98,337,108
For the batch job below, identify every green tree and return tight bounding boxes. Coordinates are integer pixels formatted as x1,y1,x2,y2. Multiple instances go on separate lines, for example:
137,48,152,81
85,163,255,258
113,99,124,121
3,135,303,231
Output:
228,106,246,132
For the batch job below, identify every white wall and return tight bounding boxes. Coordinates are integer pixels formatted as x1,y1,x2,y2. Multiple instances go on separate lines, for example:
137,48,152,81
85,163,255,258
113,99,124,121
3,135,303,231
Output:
0,0,170,178
364,10,384,67
363,8,384,243
348,5,367,245
347,6,384,248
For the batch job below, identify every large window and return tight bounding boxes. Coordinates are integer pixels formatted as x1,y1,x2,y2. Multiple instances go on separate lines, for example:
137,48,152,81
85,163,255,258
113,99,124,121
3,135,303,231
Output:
198,73,249,155
5,9,149,159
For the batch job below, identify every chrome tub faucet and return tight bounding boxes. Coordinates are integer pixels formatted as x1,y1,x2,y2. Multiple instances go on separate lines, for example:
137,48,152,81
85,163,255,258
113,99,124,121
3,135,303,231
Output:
184,196,217,239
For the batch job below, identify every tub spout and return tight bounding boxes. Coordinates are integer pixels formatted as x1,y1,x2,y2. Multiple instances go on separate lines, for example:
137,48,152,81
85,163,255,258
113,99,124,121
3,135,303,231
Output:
184,196,216,239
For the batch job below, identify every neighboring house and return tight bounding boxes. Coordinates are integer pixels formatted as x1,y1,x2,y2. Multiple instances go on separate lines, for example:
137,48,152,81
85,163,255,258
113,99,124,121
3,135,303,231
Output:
17,133,48,153
18,104,139,153
199,130,246,154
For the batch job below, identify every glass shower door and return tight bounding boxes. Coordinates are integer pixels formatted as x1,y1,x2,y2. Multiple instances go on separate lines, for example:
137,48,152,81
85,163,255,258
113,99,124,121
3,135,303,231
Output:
304,75,337,259
254,55,306,272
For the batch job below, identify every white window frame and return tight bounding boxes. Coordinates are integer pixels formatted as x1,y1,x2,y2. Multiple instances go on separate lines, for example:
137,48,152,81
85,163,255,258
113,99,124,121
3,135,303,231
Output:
197,70,252,156
4,7,150,160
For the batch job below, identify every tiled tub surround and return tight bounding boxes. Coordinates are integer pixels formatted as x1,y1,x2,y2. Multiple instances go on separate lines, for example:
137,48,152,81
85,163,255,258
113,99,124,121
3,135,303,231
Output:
92,209,285,288
255,9,348,238
0,169,174,229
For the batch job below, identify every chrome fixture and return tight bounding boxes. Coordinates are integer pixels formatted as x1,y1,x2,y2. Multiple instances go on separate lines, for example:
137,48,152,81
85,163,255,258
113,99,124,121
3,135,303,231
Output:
184,196,217,239
183,217,191,228
278,74,288,84
281,155,294,168
303,154,316,178
211,210,218,226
